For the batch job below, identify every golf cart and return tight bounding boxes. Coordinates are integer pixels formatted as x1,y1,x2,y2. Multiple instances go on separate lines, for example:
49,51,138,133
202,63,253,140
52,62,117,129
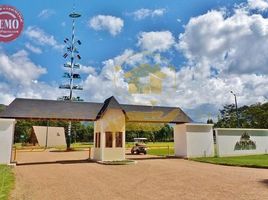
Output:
131,138,148,155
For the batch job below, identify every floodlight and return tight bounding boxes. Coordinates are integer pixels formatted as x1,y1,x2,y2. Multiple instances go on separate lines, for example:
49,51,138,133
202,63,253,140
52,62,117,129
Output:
63,53,68,58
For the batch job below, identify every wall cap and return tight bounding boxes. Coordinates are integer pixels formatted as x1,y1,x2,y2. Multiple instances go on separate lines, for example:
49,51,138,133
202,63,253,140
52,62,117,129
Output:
215,128,268,131
0,118,16,122
185,123,214,127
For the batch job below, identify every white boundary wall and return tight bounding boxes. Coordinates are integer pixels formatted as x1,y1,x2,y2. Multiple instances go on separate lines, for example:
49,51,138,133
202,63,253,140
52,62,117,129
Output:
215,128,268,157
174,123,214,158
0,119,15,164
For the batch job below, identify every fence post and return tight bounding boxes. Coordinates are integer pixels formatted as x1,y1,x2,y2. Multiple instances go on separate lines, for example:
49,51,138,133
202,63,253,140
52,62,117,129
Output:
13,146,17,162
168,145,170,156
88,147,91,159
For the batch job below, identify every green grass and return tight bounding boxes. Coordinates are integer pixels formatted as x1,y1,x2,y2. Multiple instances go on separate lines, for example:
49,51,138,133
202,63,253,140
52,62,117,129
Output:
14,142,173,149
147,147,174,156
13,143,22,148
71,142,93,148
53,143,94,150
125,142,174,148
191,154,268,168
0,165,15,200
14,143,94,150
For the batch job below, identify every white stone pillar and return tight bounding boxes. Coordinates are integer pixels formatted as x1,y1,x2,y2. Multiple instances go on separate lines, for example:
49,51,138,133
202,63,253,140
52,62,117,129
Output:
174,124,187,157
0,119,16,164
174,123,214,158
92,120,102,161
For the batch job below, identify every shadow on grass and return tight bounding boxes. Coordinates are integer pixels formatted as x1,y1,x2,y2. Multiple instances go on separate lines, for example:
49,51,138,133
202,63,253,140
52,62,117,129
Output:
190,158,268,169
49,149,88,153
127,155,183,161
17,159,95,166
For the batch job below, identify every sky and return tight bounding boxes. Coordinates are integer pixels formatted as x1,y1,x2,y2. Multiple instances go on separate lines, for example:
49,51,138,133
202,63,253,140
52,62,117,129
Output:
1,0,268,122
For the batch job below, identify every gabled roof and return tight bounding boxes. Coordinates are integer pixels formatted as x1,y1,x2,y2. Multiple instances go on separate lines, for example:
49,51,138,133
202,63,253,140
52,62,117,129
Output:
122,104,192,123
0,98,103,121
0,96,192,123
96,96,123,119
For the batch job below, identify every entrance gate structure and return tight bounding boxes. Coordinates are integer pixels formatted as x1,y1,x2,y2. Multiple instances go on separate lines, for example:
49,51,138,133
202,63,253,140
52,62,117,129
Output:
0,96,214,164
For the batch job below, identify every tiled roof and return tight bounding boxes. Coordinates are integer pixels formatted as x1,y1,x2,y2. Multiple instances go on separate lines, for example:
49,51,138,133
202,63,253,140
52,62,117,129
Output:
0,97,192,123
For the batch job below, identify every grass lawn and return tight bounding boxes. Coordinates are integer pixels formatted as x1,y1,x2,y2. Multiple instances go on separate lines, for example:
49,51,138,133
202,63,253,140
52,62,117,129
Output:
0,165,15,200
14,142,173,149
147,147,174,156
71,143,93,148
125,142,174,148
191,154,268,168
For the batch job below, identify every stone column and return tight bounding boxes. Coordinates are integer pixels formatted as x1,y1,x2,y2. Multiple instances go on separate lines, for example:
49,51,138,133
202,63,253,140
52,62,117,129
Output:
0,119,16,164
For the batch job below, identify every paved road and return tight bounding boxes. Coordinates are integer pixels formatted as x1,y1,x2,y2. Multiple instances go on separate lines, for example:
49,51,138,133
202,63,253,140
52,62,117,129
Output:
10,150,268,200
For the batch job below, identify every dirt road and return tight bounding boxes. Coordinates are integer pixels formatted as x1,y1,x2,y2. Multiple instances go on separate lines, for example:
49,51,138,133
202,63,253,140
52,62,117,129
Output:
10,150,268,200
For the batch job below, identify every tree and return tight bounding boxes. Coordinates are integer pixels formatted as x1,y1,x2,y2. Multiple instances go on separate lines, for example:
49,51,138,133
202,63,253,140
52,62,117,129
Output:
215,102,268,128
15,120,35,143
125,122,173,142
155,124,173,141
207,119,214,124
126,122,163,142
0,104,6,112
14,120,93,144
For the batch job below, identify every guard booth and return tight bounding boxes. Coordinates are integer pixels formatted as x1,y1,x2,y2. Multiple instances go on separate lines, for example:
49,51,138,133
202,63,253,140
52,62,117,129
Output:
0,96,214,165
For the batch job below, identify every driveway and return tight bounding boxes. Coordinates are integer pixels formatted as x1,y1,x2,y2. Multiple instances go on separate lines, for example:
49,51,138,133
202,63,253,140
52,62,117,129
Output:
10,150,268,200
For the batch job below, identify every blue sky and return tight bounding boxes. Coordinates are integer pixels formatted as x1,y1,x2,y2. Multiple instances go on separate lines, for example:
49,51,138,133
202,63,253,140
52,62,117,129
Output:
2,0,241,80
1,0,268,122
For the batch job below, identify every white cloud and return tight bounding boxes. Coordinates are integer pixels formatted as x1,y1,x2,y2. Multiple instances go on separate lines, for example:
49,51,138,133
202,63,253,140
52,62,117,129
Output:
38,9,55,19
81,2,268,121
24,26,64,50
14,81,64,102
89,15,124,36
248,0,268,11
138,31,175,52
5,0,268,122
178,9,268,75
0,83,15,105
0,50,47,85
0,47,259,122
78,65,96,75
0,50,64,105
25,43,42,54
130,8,166,20
82,49,164,103
171,2,268,120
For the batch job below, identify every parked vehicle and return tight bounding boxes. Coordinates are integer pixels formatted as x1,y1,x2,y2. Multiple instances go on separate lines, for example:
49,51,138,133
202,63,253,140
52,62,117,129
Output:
131,138,148,155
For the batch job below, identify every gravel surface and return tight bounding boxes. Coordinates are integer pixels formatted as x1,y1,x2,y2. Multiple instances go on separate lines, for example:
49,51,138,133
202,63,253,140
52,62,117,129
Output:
10,150,268,200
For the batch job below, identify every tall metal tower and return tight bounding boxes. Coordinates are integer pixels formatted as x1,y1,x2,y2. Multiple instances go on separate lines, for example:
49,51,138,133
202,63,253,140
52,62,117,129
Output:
58,7,83,150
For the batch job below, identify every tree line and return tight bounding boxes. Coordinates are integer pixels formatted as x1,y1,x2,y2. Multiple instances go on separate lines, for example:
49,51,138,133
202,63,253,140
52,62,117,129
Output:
14,120,94,144
13,120,174,144
9,100,268,144
212,102,268,128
